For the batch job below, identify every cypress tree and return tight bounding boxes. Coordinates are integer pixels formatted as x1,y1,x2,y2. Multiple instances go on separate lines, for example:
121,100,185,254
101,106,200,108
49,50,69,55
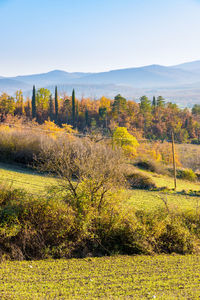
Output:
152,96,156,108
32,85,36,119
55,86,58,123
76,101,79,126
49,94,54,121
85,108,89,127
72,89,76,128
99,107,107,128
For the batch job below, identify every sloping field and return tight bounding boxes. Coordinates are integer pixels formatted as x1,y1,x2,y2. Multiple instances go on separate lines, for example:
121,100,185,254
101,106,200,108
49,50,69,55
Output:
1,255,200,299
128,189,200,212
150,172,200,191
0,162,199,213
0,162,58,194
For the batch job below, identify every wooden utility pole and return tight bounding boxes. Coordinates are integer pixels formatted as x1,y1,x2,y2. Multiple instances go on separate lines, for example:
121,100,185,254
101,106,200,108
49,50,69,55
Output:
171,131,177,191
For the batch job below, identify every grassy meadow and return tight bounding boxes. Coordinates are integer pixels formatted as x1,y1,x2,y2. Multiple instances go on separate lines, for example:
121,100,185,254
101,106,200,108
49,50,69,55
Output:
0,162,58,193
0,162,199,214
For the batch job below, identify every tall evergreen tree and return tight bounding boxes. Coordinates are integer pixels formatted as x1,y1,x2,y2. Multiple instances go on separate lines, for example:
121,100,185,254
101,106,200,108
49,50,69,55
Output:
152,96,156,108
55,86,58,123
49,94,54,121
139,96,152,133
140,96,152,113
85,108,89,127
99,107,107,127
112,94,127,115
72,89,76,128
32,85,36,119
76,101,79,126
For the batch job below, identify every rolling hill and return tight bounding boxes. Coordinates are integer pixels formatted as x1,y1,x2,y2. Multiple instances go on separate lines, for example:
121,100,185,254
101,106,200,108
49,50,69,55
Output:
174,60,200,73
13,70,91,86
0,78,31,94
71,64,200,87
1,60,200,106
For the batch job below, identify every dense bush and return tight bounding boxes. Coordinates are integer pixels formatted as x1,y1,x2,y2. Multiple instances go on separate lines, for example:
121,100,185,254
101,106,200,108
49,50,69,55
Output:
176,168,197,182
137,210,196,254
0,124,73,166
125,172,156,190
158,221,194,254
0,188,77,260
0,128,52,165
191,138,200,145
0,186,199,260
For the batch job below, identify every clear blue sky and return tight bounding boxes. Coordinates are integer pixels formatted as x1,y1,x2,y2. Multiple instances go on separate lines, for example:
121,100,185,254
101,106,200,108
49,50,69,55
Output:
1,0,200,76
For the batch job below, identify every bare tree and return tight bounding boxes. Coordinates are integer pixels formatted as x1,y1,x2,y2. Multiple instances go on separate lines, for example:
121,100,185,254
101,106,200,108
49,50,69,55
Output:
37,137,125,213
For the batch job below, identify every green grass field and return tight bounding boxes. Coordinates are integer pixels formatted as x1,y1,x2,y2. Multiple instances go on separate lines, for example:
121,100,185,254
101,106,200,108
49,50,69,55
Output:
127,189,200,213
0,162,199,213
125,169,200,213
0,162,58,194
149,171,200,191
0,162,199,192
1,255,200,299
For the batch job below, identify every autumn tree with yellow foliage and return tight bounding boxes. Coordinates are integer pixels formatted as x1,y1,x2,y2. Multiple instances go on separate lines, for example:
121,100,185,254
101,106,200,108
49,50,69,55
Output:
113,127,139,157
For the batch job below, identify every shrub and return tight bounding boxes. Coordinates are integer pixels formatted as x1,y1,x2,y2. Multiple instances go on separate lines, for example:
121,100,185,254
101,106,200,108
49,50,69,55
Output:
125,172,156,190
176,168,197,182
0,186,147,259
92,205,149,255
0,187,76,260
157,220,194,254
0,129,49,165
37,138,126,212
0,185,199,260
191,138,200,145
134,159,168,175
138,210,195,254
0,123,75,166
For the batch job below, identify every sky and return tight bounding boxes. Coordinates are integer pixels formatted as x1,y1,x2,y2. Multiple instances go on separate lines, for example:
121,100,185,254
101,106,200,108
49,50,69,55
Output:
1,0,200,76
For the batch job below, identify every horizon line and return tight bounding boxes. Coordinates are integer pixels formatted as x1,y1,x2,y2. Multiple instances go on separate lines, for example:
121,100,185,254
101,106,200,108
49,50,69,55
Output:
1,59,200,78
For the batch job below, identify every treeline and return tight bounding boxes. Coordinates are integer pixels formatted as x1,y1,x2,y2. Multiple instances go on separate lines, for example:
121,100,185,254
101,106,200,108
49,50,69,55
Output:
0,87,200,143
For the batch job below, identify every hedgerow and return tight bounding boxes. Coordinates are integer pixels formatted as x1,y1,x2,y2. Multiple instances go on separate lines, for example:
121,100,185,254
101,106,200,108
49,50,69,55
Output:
0,185,199,261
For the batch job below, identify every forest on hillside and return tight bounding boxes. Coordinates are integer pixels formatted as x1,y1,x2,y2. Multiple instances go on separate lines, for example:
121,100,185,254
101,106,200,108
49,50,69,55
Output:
0,87,200,143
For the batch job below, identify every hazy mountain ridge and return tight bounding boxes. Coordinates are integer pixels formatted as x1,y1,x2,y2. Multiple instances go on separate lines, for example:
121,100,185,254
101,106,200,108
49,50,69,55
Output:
0,78,31,94
173,61,200,73
71,64,199,87
13,70,91,86
1,60,200,106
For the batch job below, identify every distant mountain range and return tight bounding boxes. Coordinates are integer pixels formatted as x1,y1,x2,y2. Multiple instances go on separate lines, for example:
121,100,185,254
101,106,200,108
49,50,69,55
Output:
1,60,200,107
